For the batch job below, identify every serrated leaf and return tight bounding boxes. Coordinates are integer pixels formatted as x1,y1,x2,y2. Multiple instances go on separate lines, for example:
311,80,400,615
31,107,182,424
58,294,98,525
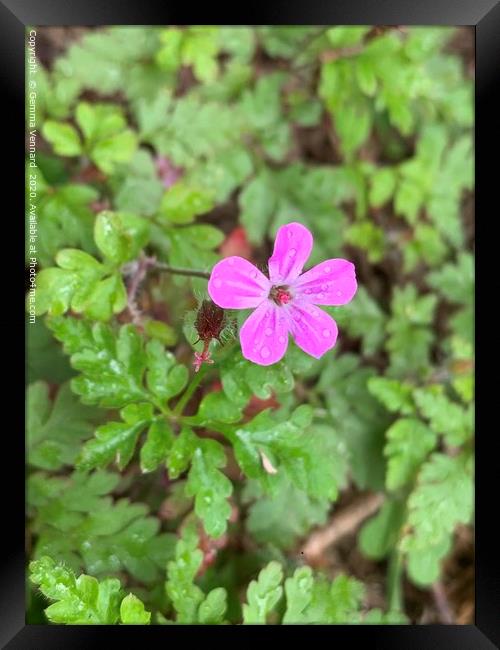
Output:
384,418,437,491
198,588,227,624
120,593,151,624
140,419,175,473
413,386,473,446
27,382,101,470
159,181,215,224
283,566,315,623
185,438,233,539
42,121,82,156
196,391,243,424
367,377,415,415
242,561,283,623
400,452,473,586
30,556,122,624
94,211,150,264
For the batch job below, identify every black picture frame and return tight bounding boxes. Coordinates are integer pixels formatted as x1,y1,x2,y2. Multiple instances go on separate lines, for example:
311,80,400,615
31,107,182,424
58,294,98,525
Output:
6,0,496,646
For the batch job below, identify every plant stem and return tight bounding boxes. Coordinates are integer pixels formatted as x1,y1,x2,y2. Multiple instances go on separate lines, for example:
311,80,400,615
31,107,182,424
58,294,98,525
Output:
387,550,404,613
154,261,210,280
173,366,208,416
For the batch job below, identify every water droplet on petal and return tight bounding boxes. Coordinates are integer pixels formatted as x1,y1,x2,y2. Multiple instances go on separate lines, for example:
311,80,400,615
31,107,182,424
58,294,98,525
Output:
337,291,342,297
250,270,258,279
213,278,222,288
317,293,324,299
228,258,235,266
265,327,273,336
287,230,294,238
305,288,312,294
289,248,296,258
278,335,286,344
324,266,331,273
321,283,328,291
322,329,330,337
260,346,270,359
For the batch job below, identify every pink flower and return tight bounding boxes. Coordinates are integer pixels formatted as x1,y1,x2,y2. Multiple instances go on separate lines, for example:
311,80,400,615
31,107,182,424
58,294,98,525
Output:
208,222,357,365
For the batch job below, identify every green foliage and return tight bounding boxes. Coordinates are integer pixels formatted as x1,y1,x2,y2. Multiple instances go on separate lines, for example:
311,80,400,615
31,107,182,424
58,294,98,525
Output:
166,525,228,623
242,561,284,623
27,381,100,470
400,452,473,585
27,25,474,626
243,477,331,550
30,556,151,624
28,470,175,584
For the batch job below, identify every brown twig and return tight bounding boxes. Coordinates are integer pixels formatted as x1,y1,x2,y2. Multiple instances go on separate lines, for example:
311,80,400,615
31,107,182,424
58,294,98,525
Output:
302,492,385,562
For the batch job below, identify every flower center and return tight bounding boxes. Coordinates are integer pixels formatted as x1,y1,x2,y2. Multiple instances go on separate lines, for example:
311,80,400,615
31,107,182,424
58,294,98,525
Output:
269,285,292,306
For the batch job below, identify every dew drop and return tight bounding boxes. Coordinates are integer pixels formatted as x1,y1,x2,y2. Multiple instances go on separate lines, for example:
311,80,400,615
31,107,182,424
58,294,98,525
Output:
289,248,297,258
322,329,330,338
250,270,258,279
305,288,312,294
278,335,286,343
260,346,270,359
324,266,331,273
213,278,222,288
337,291,342,297
228,258,235,266
264,327,273,336
317,292,324,300
321,283,328,291
287,229,294,238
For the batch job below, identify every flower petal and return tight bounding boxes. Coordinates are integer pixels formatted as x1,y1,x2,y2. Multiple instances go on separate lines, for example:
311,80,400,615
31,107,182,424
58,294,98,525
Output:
288,299,338,359
293,259,357,305
268,222,313,285
239,301,289,366
208,256,271,309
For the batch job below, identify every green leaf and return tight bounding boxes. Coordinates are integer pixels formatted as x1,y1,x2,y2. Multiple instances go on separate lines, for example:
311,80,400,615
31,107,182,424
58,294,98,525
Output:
196,391,243,424
384,418,437,491
165,524,205,622
30,556,122,624
242,561,283,623
345,221,386,263
283,567,315,623
49,320,187,410
112,149,164,217
140,419,175,473
167,426,198,479
120,593,151,624
239,171,277,243
159,181,215,224
413,386,473,446
367,377,415,415
34,182,98,267
219,347,294,408
146,340,189,401
232,407,335,500
94,211,150,264
33,250,127,321
77,411,151,471
330,287,387,357
386,285,437,378
185,438,233,539
400,452,473,586
369,167,397,207
317,354,389,490
243,477,331,550
29,470,175,584
27,382,101,470
198,588,227,624
42,121,82,156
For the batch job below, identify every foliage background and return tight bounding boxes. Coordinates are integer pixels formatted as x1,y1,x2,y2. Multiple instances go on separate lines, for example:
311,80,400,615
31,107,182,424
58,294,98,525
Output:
26,25,474,625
